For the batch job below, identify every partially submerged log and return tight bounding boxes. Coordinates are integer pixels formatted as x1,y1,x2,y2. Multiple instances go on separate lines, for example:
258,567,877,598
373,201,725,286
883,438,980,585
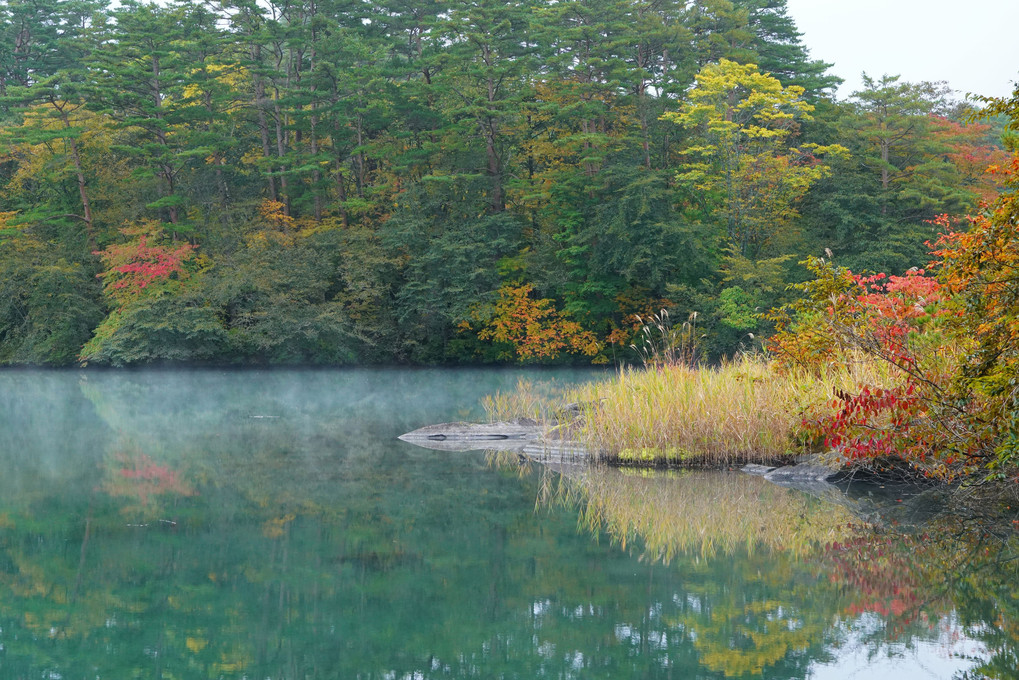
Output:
397,420,545,452
398,420,592,464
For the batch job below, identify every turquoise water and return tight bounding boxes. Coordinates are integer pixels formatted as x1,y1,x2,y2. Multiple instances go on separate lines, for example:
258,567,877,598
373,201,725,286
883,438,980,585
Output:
0,369,1013,678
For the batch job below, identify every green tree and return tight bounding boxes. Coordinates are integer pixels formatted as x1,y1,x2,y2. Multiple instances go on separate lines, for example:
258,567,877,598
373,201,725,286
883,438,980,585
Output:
382,179,523,362
734,0,840,98
86,0,228,232
434,0,536,213
0,0,105,100
0,214,103,364
847,74,965,204
686,0,839,100
801,75,993,273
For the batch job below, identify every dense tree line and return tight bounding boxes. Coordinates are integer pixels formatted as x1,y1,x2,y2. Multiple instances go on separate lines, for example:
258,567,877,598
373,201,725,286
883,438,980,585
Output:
0,0,1007,365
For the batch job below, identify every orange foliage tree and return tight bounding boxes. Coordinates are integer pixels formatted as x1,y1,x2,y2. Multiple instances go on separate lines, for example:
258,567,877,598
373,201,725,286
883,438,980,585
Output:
932,116,1011,204
604,289,672,349
769,258,980,477
933,156,1019,472
465,283,601,362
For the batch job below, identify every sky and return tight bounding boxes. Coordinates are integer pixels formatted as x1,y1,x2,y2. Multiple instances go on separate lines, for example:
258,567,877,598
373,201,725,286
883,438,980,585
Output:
784,0,1019,101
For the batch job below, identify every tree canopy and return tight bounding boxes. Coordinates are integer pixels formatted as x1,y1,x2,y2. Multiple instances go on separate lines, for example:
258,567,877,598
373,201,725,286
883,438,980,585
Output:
0,0,1005,365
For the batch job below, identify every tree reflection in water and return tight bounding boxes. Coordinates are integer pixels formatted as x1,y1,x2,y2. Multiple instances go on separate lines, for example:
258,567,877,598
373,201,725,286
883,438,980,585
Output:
540,462,1019,678
0,369,1015,678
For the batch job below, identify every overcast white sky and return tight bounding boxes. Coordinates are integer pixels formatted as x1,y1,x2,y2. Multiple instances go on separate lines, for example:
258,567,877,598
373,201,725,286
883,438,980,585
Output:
785,0,1019,101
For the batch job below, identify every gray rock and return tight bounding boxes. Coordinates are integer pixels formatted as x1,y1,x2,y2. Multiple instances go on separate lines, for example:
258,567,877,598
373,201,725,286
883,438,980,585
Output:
756,457,846,496
741,464,777,476
764,464,839,484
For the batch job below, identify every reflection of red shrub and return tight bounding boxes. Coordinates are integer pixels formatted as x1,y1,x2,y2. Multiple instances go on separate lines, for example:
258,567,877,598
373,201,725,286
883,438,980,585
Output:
106,452,196,504
823,535,928,631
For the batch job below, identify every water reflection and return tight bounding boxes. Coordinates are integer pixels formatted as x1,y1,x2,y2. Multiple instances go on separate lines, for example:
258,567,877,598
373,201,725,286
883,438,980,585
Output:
0,369,1015,678
541,463,1019,679
539,467,864,560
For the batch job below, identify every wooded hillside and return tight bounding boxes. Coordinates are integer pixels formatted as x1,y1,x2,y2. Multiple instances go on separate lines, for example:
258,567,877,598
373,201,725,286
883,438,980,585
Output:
0,0,1008,365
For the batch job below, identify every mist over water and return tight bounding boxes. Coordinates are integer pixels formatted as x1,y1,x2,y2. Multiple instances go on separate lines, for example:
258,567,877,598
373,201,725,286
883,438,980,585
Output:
0,368,1012,679
0,367,594,486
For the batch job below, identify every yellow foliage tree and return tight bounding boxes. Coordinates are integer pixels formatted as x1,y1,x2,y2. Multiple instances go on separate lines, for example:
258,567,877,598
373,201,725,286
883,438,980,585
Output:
664,59,847,260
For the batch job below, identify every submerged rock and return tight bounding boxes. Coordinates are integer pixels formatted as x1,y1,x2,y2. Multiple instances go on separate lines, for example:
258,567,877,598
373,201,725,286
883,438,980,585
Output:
764,464,839,484
402,419,965,531
401,421,861,498
756,453,844,493
741,464,777,476
521,441,590,466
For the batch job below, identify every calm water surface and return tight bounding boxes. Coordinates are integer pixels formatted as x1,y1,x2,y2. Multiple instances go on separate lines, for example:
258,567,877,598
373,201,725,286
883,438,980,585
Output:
0,368,1015,679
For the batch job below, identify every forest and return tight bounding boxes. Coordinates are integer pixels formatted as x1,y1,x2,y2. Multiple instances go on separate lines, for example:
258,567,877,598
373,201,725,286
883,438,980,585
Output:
0,0,1010,366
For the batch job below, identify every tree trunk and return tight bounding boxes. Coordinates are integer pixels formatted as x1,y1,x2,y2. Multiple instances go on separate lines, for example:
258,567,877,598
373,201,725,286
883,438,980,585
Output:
56,104,96,252
485,69,503,212
251,45,279,202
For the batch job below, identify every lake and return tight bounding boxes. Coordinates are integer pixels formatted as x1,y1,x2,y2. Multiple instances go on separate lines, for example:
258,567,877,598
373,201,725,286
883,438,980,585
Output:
0,368,1014,679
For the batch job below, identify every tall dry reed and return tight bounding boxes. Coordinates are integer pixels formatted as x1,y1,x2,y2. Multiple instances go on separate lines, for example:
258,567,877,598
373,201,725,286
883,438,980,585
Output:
482,378,563,423
560,353,898,466
630,309,700,367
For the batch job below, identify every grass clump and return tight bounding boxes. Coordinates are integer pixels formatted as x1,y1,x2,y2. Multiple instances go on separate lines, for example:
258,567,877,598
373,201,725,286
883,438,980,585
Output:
564,355,818,465
479,305,904,467
516,352,901,467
